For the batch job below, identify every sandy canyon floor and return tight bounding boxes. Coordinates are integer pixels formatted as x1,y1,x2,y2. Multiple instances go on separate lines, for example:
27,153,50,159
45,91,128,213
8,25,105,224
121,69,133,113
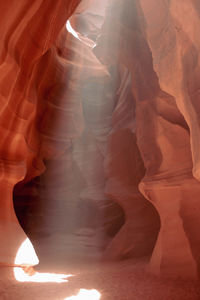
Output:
0,251,200,300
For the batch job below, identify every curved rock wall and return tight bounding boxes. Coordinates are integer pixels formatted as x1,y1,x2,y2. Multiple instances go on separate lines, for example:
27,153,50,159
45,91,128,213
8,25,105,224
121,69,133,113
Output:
0,0,81,265
95,0,200,278
0,0,200,279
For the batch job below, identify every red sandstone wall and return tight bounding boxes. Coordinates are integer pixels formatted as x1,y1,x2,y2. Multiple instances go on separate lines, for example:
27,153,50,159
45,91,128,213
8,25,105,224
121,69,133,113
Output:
0,0,81,266
95,0,200,278
1,0,200,280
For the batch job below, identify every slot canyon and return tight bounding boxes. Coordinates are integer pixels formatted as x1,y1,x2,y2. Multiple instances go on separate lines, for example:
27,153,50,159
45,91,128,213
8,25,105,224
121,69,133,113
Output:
0,0,200,299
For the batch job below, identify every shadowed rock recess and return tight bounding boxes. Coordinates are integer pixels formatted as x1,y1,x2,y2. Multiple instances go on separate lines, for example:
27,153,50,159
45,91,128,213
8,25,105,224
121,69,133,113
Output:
0,0,200,281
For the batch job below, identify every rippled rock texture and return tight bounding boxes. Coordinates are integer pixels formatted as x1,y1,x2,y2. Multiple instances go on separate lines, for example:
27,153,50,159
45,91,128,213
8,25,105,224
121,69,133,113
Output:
0,0,200,279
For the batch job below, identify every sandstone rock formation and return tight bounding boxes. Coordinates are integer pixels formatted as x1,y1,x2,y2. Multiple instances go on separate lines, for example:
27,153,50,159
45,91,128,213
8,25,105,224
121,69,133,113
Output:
95,0,200,278
0,0,200,280
0,0,82,266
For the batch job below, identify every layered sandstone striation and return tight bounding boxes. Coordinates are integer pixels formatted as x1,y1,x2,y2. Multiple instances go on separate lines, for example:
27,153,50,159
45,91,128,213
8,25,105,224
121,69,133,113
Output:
95,0,200,278
0,0,82,266
0,0,200,280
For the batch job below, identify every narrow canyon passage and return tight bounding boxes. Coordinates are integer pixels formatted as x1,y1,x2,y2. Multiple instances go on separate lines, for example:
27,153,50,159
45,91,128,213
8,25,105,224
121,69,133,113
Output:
1,0,200,299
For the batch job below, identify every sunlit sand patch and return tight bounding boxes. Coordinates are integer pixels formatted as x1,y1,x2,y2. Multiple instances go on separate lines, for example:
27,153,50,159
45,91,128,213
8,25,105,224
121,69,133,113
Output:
14,238,73,283
14,267,72,283
64,289,101,300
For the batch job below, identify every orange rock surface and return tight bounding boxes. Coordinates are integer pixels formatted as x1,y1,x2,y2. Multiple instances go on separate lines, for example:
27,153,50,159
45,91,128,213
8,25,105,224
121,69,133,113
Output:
0,0,82,266
0,0,200,280
94,0,200,278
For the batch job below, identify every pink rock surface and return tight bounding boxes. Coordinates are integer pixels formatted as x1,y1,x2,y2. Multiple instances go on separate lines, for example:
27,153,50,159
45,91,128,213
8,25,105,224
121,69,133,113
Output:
0,0,200,284
95,0,200,278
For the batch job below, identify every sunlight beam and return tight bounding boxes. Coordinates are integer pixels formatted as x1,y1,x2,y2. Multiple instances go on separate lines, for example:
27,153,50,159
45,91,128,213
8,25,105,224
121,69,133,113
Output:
66,20,81,40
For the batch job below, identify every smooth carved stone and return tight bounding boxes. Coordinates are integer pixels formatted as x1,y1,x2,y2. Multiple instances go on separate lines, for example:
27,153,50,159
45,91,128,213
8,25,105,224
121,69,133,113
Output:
139,0,200,180
0,0,81,265
95,0,200,278
15,16,117,257
101,65,160,260
1,0,200,281
140,181,198,279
